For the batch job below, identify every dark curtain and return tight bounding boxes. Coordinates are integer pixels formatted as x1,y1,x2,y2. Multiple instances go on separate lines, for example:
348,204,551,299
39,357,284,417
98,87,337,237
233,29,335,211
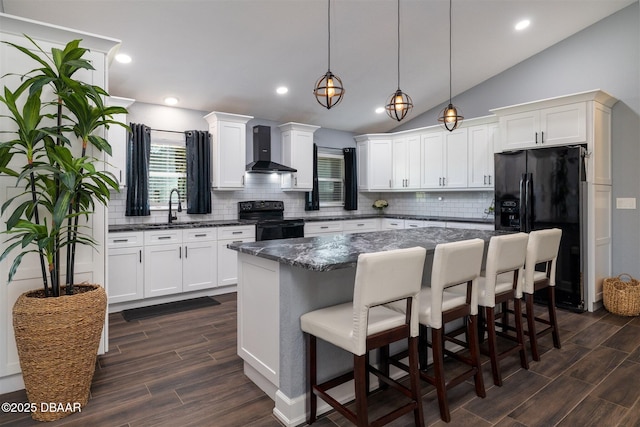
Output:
305,143,319,211
185,130,212,214
125,123,151,216
343,147,358,210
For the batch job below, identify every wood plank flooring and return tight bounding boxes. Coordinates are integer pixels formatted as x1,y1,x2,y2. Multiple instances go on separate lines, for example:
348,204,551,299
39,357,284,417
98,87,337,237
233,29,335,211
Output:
1,292,639,426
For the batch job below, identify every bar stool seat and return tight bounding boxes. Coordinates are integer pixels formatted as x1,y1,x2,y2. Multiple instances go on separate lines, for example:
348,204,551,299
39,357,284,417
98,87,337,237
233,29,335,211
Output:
301,246,427,427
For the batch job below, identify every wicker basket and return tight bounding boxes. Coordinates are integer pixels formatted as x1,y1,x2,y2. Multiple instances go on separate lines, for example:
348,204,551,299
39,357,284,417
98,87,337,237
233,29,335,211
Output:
12,284,107,421
603,274,640,316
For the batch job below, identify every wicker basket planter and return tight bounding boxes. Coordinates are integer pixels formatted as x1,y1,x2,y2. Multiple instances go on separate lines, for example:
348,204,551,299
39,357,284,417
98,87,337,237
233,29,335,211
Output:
12,284,107,421
603,274,640,317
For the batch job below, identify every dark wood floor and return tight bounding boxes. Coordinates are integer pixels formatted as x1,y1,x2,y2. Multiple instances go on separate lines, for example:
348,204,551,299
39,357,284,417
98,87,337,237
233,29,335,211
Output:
1,292,639,426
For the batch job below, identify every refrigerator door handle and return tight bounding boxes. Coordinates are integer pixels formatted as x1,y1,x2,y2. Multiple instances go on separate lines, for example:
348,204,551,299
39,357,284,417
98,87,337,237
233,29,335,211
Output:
525,173,533,233
519,174,526,232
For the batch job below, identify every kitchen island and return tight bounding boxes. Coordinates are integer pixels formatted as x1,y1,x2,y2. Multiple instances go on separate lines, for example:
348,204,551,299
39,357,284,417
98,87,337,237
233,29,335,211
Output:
228,227,508,427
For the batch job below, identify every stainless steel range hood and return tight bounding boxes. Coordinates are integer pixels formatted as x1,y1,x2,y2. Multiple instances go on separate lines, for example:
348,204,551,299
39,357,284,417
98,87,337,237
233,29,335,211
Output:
246,125,297,173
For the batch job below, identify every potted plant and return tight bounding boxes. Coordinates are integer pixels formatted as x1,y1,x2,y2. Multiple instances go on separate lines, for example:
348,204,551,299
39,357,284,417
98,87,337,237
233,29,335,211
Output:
0,35,127,421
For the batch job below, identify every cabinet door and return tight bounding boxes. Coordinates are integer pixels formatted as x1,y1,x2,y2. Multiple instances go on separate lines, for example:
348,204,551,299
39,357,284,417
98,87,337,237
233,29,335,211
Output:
368,139,393,190
183,240,217,291
144,244,183,297
421,132,444,188
108,247,143,303
392,138,408,189
540,102,587,146
406,135,422,189
444,128,468,188
281,129,314,191
217,121,246,189
468,125,493,188
499,110,539,151
106,97,134,187
218,238,254,286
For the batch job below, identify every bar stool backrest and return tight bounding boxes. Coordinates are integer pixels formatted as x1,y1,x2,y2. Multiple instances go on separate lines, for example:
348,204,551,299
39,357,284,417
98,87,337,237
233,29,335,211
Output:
429,238,484,329
523,228,562,294
484,233,529,302
352,246,427,355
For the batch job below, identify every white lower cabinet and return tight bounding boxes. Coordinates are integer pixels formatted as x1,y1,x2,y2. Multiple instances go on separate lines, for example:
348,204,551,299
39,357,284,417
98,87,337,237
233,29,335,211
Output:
217,225,255,287
183,229,217,292
144,242,183,298
304,221,344,237
342,218,379,234
381,218,405,230
108,232,144,304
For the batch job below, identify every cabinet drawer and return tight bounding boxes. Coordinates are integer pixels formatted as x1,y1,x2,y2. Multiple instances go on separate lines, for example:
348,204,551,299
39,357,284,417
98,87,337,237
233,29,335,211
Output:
108,232,144,248
218,225,255,240
304,221,343,235
446,221,494,230
342,219,379,233
381,218,404,229
183,228,217,242
144,229,182,245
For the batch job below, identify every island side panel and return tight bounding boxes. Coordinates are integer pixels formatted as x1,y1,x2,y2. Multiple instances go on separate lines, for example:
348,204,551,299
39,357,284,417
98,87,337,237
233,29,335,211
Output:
278,264,357,399
237,253,280,389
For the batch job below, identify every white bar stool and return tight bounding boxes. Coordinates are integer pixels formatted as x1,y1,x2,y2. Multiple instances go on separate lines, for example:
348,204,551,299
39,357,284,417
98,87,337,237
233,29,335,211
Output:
300,246,427,427
388,238,486,423
476,232,530,386
522,228,563,361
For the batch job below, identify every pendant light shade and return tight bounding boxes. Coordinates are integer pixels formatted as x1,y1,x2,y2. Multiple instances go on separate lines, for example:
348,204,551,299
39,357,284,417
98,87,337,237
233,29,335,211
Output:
386,0,412,122
438,0,463,131
314,0,344,109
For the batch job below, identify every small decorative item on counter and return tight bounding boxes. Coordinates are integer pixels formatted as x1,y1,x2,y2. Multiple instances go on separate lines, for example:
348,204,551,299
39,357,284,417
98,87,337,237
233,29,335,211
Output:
372,199,389,212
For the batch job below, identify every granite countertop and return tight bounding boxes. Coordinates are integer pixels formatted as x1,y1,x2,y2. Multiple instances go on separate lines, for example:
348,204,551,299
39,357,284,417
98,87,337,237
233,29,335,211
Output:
303,214,493,224
109,219,256,233
109,214,492,233
228,227,508,272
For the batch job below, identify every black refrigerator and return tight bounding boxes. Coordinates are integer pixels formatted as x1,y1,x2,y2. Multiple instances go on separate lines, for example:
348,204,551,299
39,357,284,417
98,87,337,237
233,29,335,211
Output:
494,146,586,312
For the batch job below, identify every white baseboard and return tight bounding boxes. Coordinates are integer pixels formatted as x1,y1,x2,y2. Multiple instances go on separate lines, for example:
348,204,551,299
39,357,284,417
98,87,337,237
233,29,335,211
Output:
107,285,236,313
0,372,24,394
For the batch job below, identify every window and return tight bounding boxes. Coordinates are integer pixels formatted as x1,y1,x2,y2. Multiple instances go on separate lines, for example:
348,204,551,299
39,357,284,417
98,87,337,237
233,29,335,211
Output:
318,151,344,207
148,133,187,207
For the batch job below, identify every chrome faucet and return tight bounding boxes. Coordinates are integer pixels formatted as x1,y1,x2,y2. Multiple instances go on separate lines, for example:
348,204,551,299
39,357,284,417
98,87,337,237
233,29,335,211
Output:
168,188,182,223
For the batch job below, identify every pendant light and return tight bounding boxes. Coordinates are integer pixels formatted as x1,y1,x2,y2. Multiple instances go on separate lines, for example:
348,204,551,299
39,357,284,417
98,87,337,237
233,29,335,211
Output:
314,0,344,109
385,0,413,122
438,0,463,131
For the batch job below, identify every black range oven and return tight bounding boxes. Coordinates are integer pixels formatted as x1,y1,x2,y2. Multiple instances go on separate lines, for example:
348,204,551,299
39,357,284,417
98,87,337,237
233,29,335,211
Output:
238,201,304,241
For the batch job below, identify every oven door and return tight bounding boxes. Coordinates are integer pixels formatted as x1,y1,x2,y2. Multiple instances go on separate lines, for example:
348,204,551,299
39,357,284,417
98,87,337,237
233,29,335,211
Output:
256,221,305,241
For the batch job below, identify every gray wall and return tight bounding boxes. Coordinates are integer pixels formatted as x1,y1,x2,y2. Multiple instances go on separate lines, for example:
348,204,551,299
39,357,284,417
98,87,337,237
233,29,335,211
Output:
395,2,640,278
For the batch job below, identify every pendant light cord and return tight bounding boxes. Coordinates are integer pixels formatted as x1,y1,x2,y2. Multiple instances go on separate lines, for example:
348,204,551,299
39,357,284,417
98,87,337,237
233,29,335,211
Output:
327,0,331,71
396,0,401,90
448,0,453,103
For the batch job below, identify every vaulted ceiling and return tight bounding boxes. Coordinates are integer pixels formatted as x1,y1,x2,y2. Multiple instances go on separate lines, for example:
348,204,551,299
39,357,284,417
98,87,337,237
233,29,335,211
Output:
2,0,635,133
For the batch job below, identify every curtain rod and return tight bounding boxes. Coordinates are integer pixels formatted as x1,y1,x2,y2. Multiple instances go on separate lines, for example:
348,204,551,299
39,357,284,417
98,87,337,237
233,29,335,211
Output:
150,128,184,134
317,145,345,151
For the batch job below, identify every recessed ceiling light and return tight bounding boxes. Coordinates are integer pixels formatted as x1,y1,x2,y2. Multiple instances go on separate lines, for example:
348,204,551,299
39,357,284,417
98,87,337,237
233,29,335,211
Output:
515,19,530,31
164,97,179,106
115,53,132,64
276,86,288,95
375,107,385,114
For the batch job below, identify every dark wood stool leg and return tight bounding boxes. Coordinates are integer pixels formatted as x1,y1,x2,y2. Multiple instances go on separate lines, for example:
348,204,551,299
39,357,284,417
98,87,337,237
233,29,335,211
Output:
307,334,317,424
501,301,509,332
408,336,425,427
378,345,389,391
468,314,486,397
513,297,529,369
431,327,450,422
354,354,369,427
525,293,540,361
548,286,561,349
419,324,429,368
485,306,502,386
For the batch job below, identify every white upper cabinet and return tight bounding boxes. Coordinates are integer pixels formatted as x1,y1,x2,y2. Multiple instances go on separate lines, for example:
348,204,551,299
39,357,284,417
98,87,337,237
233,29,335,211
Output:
497,102,587,151
491,90,617,185
355,135,393,191
392,134,421,190
106,96,135,187
279,122,320,191
204,112,253,190
421,128,468,189
467,123,497,188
